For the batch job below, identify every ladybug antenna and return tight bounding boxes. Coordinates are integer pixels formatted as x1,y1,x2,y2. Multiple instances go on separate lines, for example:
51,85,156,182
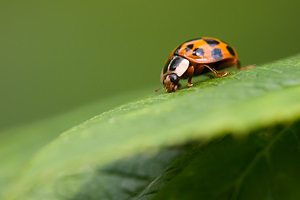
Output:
155,86,165,92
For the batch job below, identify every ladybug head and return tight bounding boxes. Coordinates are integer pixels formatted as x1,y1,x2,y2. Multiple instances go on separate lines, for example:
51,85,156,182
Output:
163,73,179,93
156,55,188,93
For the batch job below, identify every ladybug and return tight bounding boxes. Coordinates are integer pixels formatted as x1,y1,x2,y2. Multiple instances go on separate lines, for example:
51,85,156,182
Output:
156,37,253,93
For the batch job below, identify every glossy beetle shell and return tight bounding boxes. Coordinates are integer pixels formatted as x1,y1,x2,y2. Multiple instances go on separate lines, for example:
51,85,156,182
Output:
171,37,238,64
158,37,253,93
161,37,239,82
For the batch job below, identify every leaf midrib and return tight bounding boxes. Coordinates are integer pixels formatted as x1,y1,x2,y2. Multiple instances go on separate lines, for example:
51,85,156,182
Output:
229,122,293,200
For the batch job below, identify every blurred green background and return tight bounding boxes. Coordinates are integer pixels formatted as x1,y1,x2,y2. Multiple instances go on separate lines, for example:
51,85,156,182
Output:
0,0,299,131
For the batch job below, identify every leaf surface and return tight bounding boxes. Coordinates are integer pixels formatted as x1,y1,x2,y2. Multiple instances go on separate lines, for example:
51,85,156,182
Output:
2,55,300,200
150,122,300,200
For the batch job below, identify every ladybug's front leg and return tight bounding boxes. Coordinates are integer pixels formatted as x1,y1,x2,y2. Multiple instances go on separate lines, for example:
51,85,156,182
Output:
186,66,195,87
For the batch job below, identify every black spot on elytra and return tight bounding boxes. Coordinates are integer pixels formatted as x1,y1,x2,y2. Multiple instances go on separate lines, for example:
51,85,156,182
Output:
203,38,220,47
185,44,194,52
173,45,182,55
192,48,204,57
226,45,236,56
169,56,185,71
211,48,223,60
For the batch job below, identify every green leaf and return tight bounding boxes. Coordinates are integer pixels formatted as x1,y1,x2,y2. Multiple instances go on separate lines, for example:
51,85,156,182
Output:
150,121,300,200
0,89,150,198
69,145,191,200
2,55,300,200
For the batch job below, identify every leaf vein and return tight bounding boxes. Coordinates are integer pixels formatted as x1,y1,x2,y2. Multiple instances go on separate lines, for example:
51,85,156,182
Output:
230,123,292,200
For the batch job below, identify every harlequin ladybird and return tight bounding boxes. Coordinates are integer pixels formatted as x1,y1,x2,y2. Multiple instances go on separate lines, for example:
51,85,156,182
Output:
156,37,253,93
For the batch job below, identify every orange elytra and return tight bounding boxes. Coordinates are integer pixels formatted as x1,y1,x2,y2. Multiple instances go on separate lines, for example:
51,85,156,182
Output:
156,37,254,93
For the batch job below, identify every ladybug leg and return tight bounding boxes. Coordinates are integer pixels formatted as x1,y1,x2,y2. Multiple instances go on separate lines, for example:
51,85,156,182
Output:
177,83,182,89
188,78,193,87
203,65,229,77
236,60,255,70
187,66,195,87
